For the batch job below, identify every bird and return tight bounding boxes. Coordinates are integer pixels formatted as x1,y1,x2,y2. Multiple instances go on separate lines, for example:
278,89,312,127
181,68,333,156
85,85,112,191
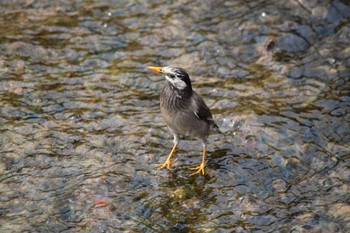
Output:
147,66,221,175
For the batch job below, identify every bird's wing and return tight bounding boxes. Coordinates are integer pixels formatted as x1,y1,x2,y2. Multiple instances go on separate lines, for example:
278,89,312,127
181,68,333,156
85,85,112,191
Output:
192,91,221,131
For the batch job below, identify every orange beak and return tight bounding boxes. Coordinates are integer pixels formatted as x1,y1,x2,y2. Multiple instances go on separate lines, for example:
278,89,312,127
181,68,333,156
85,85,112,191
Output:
147,66,163,73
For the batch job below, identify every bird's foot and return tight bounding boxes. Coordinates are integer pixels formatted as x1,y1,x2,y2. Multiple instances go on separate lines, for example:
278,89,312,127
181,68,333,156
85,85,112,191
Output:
190,160,207,175
156,158,177,170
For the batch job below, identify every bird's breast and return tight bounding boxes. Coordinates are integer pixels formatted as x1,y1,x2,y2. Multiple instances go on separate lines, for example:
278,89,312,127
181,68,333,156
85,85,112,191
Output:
160,87,210,139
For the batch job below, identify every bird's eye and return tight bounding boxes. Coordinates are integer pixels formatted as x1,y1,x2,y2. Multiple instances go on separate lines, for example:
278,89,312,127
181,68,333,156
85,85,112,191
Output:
169,74,175,79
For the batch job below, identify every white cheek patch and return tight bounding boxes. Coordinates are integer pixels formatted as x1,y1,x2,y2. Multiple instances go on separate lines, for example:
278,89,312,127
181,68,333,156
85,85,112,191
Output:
165,76,187,90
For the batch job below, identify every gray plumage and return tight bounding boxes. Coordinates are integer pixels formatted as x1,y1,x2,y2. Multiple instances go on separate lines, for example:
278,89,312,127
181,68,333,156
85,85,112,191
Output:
160,83,220,143
147,65,220,175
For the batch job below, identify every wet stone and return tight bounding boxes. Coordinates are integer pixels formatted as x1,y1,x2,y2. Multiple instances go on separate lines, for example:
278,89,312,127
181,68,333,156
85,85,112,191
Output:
276,34,309,53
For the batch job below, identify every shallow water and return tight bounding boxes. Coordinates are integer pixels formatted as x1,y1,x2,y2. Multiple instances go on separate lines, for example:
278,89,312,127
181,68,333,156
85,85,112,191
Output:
0,0,350,232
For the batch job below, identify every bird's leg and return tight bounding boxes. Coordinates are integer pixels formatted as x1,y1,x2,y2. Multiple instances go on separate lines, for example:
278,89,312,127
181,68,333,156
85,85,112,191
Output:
157,134,179,170
190,143,207,175
157,143,177,170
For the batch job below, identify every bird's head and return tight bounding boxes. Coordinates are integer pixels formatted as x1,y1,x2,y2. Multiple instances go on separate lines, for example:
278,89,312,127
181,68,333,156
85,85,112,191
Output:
148,66,192,92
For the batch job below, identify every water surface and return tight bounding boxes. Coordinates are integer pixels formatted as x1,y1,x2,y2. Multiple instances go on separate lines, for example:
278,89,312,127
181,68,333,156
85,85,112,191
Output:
0,0,349,232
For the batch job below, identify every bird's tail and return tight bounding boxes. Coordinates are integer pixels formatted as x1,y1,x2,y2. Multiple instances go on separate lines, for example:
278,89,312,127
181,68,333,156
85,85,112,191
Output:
212,123,225,135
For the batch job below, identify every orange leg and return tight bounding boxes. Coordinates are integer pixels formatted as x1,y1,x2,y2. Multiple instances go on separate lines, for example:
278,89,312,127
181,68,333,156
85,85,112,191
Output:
190,145,207,175
157,143,177,170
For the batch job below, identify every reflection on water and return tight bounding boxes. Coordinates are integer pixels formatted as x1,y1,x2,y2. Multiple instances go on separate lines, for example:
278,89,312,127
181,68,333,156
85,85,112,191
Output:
1,0,349,232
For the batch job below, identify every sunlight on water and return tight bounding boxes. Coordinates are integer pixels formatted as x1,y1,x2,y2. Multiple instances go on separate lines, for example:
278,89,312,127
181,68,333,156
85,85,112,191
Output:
0,0,349,232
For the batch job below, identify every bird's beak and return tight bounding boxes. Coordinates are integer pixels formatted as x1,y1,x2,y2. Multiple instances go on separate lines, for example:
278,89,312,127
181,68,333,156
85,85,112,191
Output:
147,66,163,73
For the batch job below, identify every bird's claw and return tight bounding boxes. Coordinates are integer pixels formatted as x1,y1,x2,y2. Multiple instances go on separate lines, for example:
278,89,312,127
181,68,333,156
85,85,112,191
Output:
190,160,207,175
156,158,177,170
